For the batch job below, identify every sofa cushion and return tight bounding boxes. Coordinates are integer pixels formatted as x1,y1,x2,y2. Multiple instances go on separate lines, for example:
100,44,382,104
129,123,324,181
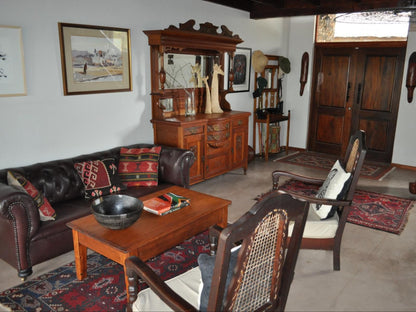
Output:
118,146,162,187
312,160,351,220
74,158,125,199
7,171,56,221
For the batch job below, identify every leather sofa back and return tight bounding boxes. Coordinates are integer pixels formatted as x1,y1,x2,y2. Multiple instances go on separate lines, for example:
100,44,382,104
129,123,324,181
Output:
0,144,181,204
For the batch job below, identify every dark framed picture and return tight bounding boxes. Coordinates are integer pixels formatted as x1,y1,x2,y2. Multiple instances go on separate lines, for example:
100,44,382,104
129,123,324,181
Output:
229,47,251,92
58,23,132,95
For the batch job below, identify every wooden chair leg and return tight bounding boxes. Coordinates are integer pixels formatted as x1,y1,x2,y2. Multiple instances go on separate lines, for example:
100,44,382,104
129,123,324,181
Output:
265,123,270,161
258,123,263,157
333,246,341,271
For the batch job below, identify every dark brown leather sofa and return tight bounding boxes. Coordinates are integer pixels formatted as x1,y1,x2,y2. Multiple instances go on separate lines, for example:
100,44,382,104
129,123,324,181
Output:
0,143,194,280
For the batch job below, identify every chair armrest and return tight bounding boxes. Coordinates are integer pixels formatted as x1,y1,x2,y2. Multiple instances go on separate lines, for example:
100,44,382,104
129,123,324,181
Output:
125,256,197,312
284,190,351,208
209,225,223,256
159,146,195,188
272,170,325,190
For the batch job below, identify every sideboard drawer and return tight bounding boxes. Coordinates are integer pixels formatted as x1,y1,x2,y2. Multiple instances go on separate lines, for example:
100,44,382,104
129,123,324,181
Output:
183,125,204,136
206,139,231,156
232,117,248,128
207,121,230,133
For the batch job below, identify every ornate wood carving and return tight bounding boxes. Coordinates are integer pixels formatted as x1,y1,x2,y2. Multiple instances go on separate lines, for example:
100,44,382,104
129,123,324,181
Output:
167,19,241,40
406,52,416,102
300,52,309,96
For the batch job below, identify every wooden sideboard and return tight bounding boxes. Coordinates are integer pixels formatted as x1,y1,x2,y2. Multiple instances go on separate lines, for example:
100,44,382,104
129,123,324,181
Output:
144,20,250,184
152,111,249,185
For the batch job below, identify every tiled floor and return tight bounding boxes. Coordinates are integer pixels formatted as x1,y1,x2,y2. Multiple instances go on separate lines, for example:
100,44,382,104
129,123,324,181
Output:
1,152,415,311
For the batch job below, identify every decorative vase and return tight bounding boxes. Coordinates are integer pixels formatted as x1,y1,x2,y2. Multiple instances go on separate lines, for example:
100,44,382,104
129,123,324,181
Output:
185,89,196,116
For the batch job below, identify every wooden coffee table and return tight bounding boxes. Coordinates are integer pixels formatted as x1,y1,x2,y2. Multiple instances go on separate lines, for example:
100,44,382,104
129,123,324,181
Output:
67,185,230,299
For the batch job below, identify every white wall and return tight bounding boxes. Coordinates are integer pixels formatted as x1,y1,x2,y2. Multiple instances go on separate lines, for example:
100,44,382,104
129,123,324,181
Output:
393,28,416,167
0,0,285,169
1,1,414,168
284,16,315,149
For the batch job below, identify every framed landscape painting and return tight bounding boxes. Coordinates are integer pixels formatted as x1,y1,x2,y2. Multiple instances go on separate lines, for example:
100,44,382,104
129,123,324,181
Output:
0,25,26,97
58,23,132,95
229,47,251,92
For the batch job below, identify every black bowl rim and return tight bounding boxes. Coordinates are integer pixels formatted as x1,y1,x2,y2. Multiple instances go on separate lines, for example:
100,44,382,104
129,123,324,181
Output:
91,194,143,217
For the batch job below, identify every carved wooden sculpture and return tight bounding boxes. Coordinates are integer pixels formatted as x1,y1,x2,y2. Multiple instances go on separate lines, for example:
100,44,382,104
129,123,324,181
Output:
300,52,309,96
406,52,416,103
190,64,203,88
202,76,212,114
210,64,224,113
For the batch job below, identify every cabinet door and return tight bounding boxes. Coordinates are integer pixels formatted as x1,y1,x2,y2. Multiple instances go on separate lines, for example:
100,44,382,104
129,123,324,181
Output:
205,120,231,179
231,124,248,170
205,141,231,179
184,133,205,185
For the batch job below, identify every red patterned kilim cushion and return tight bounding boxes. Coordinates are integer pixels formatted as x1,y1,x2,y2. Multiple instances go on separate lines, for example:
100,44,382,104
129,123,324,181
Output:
74,158,124,199
7,171,56,221
118,146,162,187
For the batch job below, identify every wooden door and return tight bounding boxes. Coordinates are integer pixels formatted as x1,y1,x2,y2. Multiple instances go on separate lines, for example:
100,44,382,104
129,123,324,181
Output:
308,43,405,162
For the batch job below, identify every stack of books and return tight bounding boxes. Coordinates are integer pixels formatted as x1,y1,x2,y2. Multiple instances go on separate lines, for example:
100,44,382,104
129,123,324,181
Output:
143,192,190,216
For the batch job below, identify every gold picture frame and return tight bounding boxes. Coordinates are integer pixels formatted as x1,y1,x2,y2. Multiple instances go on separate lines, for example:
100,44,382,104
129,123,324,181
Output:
58,22,132,95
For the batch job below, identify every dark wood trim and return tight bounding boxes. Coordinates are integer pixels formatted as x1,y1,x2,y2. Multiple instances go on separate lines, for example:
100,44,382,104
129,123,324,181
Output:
203,0,408,19
315,41,407,48
393,163,416,171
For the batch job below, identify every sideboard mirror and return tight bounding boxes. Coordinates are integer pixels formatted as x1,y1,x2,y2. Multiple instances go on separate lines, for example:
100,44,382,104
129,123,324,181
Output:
163,53,219,89
144,20,243,119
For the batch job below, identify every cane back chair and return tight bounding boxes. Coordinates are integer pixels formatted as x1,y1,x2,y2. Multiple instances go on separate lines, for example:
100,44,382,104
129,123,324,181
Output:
125,193,308,311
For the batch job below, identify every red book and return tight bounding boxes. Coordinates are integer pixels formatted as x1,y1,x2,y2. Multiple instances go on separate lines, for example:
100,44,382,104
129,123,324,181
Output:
143,193,190,216
143,196,171,215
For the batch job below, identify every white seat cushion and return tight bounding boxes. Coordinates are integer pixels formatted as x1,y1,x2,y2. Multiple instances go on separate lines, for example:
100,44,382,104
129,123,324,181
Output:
133,266,201,312
289,207,339,239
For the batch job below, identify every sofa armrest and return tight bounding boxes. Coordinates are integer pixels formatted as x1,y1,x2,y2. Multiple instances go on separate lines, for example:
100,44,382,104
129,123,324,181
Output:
158,147,195,188
0,183,40,236
0,183,41,276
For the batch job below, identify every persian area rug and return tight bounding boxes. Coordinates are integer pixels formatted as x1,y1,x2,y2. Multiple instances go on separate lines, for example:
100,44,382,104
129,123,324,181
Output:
276,151,395,180
261,180,414,235
0,231,209,312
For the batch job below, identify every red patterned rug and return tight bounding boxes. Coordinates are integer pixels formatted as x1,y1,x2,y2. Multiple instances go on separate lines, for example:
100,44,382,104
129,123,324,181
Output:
266,180,414,235
0,231,209,311
276,151,395,180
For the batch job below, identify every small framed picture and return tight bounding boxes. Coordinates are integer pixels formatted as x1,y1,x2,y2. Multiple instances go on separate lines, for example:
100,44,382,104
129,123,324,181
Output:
0,26,26,97
229,47,251,92
58,23,132,95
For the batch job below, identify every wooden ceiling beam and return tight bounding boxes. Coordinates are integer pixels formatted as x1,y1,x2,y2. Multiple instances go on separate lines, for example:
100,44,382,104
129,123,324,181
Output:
203,0,408,19
202,0,252,12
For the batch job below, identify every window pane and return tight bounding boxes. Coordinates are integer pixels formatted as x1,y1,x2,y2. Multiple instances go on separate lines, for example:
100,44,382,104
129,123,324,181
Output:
316,12,410,42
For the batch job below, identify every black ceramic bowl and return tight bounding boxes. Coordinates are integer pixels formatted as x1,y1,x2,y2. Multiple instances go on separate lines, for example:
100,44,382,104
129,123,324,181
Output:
91,195,143,230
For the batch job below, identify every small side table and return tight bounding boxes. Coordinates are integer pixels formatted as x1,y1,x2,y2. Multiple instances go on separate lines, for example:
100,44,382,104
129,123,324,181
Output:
255,110,290,161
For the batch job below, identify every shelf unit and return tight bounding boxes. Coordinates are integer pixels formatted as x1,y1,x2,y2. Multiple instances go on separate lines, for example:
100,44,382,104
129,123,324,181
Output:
253,55,290,161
